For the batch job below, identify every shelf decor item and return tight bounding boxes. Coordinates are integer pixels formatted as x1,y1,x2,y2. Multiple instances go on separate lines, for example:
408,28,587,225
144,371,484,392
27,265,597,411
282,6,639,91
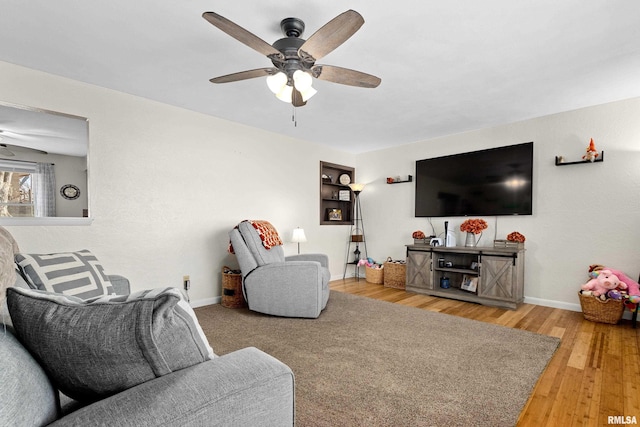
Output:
328,209,342,221
460,218,488,247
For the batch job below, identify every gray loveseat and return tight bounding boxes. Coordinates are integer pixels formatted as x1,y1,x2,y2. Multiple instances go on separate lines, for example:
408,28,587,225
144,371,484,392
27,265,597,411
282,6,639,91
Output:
0,229,294,426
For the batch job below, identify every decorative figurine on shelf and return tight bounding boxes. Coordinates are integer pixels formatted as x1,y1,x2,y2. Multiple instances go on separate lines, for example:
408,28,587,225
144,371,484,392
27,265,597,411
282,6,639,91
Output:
582,138,599,162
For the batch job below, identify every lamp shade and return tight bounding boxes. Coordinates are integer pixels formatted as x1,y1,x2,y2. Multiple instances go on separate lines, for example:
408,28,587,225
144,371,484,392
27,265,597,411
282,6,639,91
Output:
348,183,365,193
275,85,293,103
291,227,307,243
266,72,287,94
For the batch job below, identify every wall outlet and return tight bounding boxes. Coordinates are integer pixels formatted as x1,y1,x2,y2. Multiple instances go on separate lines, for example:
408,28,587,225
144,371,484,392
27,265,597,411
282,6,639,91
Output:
183,275,190,290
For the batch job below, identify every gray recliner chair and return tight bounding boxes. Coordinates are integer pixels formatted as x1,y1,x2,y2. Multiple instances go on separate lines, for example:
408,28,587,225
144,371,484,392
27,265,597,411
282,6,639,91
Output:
229,220,330,318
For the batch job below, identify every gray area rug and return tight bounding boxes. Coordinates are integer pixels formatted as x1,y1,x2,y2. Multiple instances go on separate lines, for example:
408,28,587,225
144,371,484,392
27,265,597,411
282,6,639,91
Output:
195,291,560,426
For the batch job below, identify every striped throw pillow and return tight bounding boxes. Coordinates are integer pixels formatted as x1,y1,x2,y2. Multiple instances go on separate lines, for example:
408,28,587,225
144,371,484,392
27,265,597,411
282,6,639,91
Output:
15,250,112,299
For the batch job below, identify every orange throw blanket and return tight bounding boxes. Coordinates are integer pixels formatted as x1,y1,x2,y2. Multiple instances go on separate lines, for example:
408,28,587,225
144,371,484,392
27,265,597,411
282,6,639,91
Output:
229,220,283,253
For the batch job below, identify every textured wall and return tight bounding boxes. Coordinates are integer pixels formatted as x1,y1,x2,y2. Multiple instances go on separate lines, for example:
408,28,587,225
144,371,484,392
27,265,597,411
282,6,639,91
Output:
0,61,355,306
357,97,640,310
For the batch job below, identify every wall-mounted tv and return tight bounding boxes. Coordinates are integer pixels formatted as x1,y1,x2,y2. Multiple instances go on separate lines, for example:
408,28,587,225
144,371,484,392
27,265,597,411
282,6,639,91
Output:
415,142,533,217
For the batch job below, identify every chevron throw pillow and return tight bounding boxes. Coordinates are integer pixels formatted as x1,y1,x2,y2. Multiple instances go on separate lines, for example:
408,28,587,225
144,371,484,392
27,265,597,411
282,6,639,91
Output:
15,249,113,299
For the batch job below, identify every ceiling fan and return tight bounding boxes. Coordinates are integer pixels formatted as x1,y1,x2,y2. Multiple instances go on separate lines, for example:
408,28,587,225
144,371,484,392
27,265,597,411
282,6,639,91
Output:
202,9,381,107
0,130,49,156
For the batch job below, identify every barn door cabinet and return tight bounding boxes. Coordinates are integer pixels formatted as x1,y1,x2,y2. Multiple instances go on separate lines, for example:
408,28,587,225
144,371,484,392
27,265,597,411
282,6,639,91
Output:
405,245,524,310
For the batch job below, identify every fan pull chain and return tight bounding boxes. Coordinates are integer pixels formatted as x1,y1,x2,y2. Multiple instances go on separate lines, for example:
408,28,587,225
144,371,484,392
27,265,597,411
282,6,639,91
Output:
292,106,297,127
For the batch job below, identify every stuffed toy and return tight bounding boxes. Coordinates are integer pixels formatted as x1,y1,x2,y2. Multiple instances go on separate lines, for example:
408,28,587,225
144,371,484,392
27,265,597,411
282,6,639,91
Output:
581,269,625,297
582,138,599,162
589,264,640,309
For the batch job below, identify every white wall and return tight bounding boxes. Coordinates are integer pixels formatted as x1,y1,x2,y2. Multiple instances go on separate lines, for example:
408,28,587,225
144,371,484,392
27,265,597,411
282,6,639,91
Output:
3,60,640,311
357,97,640,311
0,61,355,306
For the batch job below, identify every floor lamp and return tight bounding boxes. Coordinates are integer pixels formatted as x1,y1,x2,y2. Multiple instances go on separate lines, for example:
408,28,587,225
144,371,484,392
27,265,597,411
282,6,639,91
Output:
343,183,367,279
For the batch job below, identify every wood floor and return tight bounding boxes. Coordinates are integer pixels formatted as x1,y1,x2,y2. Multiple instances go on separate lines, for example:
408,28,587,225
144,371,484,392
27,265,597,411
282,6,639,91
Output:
331,278,640,426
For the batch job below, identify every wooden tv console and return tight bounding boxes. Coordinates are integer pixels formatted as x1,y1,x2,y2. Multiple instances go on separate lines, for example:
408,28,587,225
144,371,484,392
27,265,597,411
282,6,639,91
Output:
406,245,525,310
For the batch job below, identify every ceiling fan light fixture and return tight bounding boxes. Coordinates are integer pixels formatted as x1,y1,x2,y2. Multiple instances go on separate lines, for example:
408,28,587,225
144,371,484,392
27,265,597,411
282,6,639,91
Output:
292,70,313,91
275,85,293,103
266,72,288,94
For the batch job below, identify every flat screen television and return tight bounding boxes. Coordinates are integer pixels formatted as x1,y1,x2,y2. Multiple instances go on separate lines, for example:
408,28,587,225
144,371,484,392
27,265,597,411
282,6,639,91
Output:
415,142,533,217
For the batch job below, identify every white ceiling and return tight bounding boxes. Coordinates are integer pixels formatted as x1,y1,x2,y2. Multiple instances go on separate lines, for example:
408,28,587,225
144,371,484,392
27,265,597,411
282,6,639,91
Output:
1,1,639,154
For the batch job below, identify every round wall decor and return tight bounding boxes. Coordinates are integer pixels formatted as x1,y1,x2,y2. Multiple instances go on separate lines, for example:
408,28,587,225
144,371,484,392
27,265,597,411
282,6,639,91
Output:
60,184,80,200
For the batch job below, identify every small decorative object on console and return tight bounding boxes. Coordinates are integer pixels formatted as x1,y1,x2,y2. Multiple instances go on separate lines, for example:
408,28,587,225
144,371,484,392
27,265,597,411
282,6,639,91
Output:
460,218,488,234
507,231,526,243
412,230,426,245
460,218,487,247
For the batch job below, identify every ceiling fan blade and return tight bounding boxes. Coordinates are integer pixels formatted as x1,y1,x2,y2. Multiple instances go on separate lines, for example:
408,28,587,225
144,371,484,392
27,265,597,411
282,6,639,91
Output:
298,10,364,61
311,65,381,88
203,12,283,59
0,144,15,157
210,67,278,84
292,88,307,107
0,143,47,155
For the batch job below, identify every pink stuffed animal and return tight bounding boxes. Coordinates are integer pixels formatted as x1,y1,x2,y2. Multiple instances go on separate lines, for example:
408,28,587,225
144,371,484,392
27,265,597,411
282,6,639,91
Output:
581,270,625,297
604,268,640,298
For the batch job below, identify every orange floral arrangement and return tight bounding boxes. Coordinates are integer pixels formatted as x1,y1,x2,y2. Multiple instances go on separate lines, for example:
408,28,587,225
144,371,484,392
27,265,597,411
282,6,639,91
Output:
460,218,488,234
412,230,426,239
507,231,526,243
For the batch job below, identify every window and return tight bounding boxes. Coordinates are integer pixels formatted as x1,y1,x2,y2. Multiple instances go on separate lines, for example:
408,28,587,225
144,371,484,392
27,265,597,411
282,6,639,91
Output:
0,160,36,217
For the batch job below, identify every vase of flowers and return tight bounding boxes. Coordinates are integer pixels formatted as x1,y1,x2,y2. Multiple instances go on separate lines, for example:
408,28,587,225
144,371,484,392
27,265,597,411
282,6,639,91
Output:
460,219,488,247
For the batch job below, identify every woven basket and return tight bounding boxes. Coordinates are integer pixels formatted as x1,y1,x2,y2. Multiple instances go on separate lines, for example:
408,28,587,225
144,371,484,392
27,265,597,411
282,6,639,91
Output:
578,292,624,324
221,266,246,309
365,265,384,284
384,258,406,289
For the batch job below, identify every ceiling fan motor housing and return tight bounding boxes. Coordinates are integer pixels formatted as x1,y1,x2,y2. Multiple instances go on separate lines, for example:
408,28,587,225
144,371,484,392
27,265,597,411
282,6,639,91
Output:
272,31,314,81
280,17,305,38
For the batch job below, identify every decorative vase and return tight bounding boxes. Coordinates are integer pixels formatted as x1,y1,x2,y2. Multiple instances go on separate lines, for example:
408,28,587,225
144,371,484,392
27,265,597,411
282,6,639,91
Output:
465,232,478,247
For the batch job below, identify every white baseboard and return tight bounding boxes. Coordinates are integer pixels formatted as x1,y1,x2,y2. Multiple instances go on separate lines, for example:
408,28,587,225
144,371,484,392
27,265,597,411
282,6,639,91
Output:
524,296,635,320
190,296,221,308
523,296,581,312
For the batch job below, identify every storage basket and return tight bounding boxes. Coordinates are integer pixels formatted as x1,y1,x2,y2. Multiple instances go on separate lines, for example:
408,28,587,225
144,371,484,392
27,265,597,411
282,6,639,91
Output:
383,258,406,289
578,292,624,324
365,265,384,284
221,266,246,309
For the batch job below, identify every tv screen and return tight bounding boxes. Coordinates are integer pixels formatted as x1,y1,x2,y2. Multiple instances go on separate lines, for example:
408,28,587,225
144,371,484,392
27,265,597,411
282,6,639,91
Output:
415,142,533,217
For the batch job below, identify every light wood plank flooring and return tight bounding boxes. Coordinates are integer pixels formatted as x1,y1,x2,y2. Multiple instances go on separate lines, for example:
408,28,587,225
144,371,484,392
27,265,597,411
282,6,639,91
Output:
331,278,640,426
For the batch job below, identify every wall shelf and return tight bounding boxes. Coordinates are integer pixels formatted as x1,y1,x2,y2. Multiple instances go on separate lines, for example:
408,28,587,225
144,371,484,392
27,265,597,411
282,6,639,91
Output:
555,151,604,166
386,175,413,184
320,161,355,225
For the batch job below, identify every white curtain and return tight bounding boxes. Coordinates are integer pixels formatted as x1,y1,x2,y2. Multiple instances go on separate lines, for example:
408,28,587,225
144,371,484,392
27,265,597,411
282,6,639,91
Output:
33,162,56,217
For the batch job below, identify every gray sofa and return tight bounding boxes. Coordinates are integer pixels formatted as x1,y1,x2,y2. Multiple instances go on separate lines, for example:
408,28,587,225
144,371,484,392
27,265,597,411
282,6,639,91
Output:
229,220,330,318
1,231,294,426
